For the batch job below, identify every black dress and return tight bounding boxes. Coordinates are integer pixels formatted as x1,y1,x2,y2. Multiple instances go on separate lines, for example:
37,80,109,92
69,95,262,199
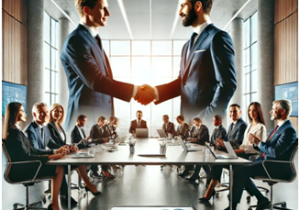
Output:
3,126,56,182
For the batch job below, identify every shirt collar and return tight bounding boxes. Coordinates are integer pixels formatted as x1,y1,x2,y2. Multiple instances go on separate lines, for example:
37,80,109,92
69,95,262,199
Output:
76,124,82,129
34,120,44,129
193,18,212,35
79,22,98,37
15,124,20,129
232,118,240,125
277,119,288,127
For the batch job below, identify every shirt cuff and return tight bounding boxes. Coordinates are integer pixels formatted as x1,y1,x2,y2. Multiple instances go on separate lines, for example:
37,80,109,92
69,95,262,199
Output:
132,85,138,97
53,149,57,154
153,86,159,101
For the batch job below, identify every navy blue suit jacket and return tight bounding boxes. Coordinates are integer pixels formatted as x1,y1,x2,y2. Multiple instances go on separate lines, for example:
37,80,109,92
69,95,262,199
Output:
155,24,237,122
257,120,297,161
61,25,134,131
225,118,247,145
24,121,61,153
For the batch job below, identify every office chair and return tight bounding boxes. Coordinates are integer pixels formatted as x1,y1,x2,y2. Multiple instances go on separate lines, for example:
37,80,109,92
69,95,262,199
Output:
248,140,298,210
2,141,49,210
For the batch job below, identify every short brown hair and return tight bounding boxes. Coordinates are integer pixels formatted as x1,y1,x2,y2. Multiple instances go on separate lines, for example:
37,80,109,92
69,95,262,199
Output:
109,116,119,122
97,116,106,122
163,115,169,119
214,115,222,121
176,115,184,121
77,115,87,121
136,110,143,114
189,0,213,14
75,0,101,17
193,117,202,123
230,104,241,109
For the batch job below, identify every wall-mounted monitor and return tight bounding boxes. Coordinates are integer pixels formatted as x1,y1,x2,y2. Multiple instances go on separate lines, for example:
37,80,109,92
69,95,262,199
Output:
275,82,298,117
2,81,27,116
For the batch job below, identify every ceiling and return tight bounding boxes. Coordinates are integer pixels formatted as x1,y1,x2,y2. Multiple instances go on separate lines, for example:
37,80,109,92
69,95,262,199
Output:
45,0,258,40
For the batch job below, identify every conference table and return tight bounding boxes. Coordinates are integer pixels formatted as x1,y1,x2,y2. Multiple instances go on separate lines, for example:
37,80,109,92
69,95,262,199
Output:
47,138,251,210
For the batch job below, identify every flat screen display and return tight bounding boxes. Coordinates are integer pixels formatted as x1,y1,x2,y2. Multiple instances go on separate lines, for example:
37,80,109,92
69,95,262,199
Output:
2,81,27,116
275,82,298,117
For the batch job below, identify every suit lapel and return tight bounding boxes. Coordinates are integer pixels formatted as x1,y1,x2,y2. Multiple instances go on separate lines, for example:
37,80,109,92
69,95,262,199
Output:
182,28,210,78
34,122,45,149
79,25,110,77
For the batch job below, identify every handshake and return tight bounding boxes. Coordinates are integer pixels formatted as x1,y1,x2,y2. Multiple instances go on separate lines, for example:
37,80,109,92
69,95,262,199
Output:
134,84,157,105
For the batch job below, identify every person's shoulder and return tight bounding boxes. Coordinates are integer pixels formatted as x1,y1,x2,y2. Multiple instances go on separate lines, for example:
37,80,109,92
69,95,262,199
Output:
70,126,77,133
24,121,36,132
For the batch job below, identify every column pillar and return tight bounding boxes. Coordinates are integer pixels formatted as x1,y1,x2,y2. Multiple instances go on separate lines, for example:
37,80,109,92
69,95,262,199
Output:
27,0,44,122
257,0,274,131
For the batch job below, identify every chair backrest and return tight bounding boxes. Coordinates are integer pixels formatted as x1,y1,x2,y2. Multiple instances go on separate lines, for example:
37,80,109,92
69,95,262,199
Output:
2,140,12,183
290,138,298,162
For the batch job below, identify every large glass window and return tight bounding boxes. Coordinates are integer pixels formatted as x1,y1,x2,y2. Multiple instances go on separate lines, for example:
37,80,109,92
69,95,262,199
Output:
103,40,187,136
243,12,258,120
44,12,59,107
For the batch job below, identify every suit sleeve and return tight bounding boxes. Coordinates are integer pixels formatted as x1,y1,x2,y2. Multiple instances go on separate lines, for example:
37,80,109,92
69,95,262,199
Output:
145,121,148,129
259,127,297,159
47,124,62,147
129,121,134,133
218,128,227,139
63,36,134,102
234,123,247,145
26,130,54,155
197,126,209,144
206,31,237,116
90,125,105,144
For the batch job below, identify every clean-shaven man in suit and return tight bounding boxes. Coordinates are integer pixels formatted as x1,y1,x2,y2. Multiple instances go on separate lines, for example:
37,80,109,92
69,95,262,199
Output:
23,102,76,208
162,115,176,137
210,114,227,145
215,104,247,149
71,115,90,150
61,0,155,131
224,100,297,210
136,0,236,125
90,116,114,178
129,110,148,134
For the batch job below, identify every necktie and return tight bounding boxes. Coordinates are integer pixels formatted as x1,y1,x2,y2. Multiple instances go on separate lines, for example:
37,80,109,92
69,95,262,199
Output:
189,32,198,51
138,121,141,128
41,127,45,147
81,128,86,138
261,125,279,159
95,35,103,50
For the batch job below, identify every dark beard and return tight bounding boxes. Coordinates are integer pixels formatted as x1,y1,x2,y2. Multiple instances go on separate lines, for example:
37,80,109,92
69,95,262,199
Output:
182,8,198,27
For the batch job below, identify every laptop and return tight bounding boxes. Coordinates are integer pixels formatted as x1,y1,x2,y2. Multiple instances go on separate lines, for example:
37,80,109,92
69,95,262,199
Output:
136,128,149,138
207,141,238,159
177,137,202,152
72,152,94,158
157,129,167,138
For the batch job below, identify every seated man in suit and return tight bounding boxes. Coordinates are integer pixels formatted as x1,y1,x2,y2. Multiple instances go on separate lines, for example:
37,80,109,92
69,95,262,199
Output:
129,110,147,134
107,116,119,138
162,115,176,137
24,102,76,208
176,115,189,138
215,104,247,150
90,116,114,178
210,115,227,145
224,99,297,210
179,117,210,181
71,115,90,150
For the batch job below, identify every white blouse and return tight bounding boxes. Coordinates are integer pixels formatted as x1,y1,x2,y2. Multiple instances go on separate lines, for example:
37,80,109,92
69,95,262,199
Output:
240,122,267,154
58,129,65,141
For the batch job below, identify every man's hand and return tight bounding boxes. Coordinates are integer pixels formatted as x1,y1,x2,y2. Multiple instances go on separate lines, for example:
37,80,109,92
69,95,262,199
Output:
249,133,261,145
134,84,156,105
57,147,69,155
85,135,90,142
70,146,79,153
215,138,224,147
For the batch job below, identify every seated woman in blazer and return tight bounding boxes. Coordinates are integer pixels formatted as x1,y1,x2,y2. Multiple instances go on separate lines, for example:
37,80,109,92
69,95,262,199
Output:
200,102,267,202
2,102,66,210
46,103,100,196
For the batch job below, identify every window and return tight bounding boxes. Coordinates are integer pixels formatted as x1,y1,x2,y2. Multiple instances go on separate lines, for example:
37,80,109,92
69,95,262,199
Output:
243,12,258,121
44,12,59,107
104,40,187,136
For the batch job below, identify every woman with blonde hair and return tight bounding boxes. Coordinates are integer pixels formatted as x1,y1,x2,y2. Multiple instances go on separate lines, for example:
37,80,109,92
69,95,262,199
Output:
2,102,65,210
47,103,101,197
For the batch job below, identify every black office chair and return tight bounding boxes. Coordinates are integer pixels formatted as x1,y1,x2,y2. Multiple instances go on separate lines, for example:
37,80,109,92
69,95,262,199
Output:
2,141,49,210
248,140,298,210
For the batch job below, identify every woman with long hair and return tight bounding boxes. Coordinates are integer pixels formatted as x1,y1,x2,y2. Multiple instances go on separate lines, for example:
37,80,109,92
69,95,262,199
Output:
199,102,267,202
2,102,65,210
46,103,101,195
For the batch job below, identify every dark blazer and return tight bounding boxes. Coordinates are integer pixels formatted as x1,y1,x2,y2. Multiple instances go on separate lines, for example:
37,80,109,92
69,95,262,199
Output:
176,123,189,138
61,24,134,131
257,120,297,161
129,120,148,133
90,124,110,144
225,118,247,145
24,121,61,153
46,122,67,147
71,125,88,150
162,122,176,136
3,126,50,182
155,24,236,123
190,124,210,145
210,125,227,145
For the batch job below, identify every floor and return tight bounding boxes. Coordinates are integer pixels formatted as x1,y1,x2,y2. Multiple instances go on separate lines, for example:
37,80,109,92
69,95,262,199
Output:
2,152,298,210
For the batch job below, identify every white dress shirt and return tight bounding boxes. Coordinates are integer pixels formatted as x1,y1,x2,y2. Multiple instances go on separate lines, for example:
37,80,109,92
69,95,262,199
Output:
76,124,85,139
79,22,138,97
240,122,267,154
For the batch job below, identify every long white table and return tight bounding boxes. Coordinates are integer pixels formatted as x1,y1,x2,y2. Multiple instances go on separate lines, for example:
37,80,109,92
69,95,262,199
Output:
47,138,251,210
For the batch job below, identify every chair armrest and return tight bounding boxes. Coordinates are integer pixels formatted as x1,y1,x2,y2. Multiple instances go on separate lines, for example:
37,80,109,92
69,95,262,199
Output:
249,155,259,161
261,160,294,181
7,160,42,181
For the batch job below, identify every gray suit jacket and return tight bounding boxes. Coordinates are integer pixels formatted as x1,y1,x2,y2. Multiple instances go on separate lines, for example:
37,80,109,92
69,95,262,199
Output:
190,124,210,145
210,125,227,145
162,122,176,136
225,118,247,145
